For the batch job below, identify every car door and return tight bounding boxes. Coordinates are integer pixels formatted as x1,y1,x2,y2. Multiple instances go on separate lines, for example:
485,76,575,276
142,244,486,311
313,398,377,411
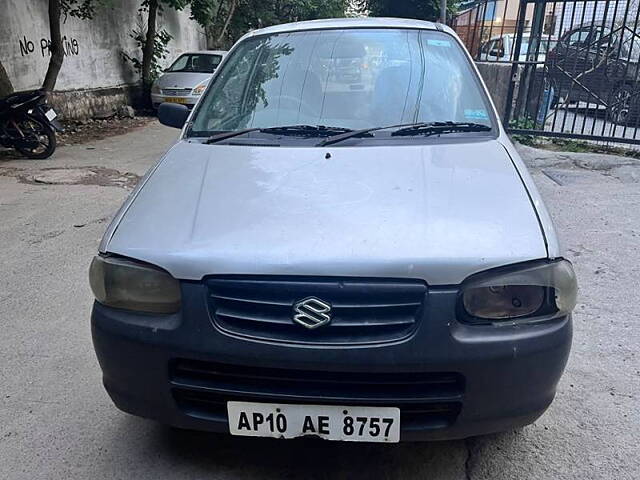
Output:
549,27,594,101
579,27,621,106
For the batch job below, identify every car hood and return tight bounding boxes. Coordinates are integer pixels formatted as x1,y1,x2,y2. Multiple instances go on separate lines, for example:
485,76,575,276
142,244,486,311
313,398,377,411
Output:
104,139,548,285
155,72,211,89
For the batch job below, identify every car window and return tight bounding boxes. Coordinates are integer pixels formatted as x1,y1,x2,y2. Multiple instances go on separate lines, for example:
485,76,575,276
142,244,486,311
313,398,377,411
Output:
167,54,223,73
481,40,495,54
491,39,505,57
564,28,593,47
622,28,640,60
190,29,495,137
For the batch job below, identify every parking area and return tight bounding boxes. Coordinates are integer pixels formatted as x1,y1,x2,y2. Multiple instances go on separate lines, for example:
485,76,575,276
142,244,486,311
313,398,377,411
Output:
541,104,640,146
0,122,638,479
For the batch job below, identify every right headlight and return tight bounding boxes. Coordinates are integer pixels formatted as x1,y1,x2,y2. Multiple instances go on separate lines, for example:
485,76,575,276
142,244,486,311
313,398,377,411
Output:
89,255,181,314
192,81,209,95
460,259,577,325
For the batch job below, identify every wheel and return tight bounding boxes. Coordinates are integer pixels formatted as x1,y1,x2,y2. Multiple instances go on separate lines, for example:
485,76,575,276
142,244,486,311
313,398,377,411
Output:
14,115,56,159
607,84,636,126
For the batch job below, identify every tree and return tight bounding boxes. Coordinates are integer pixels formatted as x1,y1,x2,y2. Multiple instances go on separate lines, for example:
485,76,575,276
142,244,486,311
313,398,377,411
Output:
127,0,188,105
42,0,64,91
142,0,160,93
0,60,14,98
364,0,458,22
201,0,348,49
42,0,100,92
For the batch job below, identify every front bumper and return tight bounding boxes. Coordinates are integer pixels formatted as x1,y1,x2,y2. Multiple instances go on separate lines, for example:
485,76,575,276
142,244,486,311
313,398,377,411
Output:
151,93,199,110
91,281,572,441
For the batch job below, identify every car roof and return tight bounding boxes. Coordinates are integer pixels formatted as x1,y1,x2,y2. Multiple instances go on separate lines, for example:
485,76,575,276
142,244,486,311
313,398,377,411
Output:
243,17,443,38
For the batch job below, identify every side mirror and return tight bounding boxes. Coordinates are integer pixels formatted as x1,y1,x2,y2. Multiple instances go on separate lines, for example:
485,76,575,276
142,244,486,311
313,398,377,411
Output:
158,103,190,129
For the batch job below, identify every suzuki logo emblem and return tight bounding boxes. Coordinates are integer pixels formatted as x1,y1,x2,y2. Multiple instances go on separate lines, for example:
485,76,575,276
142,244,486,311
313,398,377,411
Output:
293,297,332,329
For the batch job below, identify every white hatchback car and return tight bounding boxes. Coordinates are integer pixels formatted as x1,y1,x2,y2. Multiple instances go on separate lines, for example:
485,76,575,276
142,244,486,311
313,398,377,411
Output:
150,50,227,109
92,18,577,443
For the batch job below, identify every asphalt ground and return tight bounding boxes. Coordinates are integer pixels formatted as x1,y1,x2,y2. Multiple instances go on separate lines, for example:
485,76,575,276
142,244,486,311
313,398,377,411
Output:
1,122,638,479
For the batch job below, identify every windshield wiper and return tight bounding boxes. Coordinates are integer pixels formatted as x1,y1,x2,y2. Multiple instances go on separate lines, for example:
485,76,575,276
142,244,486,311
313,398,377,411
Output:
204,125,353,145
317,121,490,147
390,122,492,137
261,125,353,137
204,127,262,144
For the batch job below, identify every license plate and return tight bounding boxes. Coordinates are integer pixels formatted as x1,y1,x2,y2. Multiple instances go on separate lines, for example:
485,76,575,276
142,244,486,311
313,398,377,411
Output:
45,108,57,121
227,401,400,443
164,97,188,104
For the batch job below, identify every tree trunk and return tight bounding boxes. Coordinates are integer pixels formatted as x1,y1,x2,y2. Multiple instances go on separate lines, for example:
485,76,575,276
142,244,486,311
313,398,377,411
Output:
142,0,159,95
0,60,14,98
215,0,238,47
42,0,64,92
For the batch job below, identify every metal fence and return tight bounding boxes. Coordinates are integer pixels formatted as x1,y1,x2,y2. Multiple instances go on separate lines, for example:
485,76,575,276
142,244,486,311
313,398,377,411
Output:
452,0,640,145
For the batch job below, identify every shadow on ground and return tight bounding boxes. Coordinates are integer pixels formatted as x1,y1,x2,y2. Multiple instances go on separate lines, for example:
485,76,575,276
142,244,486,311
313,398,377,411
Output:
105,416,521,479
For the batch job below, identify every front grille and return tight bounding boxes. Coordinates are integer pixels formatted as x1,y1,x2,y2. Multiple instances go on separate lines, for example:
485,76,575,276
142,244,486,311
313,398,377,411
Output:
170,359,464,430
161,88,192,96
206,276,427,345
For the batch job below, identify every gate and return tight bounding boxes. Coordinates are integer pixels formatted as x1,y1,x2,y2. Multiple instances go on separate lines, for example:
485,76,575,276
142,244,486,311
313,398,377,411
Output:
451,0,640,145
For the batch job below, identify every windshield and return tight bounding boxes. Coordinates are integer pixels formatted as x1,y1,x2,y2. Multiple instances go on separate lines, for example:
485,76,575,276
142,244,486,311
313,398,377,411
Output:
520,39,555,55
167,54,223,74
189,29,495,138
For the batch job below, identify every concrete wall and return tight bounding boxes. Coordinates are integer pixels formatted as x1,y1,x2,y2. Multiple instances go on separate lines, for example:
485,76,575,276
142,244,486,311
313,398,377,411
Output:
476,61,521,121
0,0,206,118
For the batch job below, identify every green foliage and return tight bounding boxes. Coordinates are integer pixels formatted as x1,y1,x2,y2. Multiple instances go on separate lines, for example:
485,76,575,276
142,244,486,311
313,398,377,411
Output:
508,117,537,145
362,0,460,21
60,0,113,20
141,0,190,10
189,0,219,26
513,136,640,159
122,27,173,84
199,0,348,48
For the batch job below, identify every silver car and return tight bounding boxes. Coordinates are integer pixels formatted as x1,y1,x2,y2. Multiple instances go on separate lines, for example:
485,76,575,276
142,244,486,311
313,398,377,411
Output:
150,50,227,109
90,18,577,443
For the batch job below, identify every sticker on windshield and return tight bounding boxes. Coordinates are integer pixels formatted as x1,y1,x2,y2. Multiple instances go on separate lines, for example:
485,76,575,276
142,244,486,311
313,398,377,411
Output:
427,39,451,47
464,109,489,120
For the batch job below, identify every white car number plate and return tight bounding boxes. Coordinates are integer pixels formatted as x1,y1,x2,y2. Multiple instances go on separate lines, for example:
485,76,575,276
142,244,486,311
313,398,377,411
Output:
228,401,400,443
45,108,57,121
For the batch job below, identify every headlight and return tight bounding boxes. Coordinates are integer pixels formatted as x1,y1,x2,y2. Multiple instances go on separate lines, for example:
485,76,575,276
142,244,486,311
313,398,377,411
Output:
151,84,161,94
89,255,181,314
460,260,577,324
192,82,208,95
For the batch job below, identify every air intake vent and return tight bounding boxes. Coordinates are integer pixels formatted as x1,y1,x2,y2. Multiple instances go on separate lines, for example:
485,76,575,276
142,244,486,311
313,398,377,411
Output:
170,359,464,430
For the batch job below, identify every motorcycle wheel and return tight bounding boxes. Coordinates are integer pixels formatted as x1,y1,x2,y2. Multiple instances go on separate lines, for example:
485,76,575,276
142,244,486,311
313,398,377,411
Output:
14,115,57,159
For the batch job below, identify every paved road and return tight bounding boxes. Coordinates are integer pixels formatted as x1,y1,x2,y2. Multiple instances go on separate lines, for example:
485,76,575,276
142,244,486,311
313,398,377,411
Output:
1,123,638,479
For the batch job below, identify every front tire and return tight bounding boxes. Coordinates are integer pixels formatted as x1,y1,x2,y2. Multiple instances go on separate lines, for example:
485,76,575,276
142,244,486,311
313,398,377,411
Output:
14,115,56,159
607,84,636,126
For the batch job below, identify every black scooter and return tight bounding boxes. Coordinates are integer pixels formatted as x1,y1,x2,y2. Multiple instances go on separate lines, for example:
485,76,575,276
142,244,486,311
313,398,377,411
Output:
0,89,63,159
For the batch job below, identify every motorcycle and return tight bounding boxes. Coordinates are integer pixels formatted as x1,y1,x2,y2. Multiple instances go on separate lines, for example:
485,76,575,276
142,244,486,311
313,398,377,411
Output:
0,89,63,159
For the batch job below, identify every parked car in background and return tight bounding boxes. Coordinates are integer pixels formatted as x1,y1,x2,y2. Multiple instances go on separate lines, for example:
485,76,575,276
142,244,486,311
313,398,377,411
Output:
151,50,227,109
480,34,557,63
91,18,577,443
545,24,640,125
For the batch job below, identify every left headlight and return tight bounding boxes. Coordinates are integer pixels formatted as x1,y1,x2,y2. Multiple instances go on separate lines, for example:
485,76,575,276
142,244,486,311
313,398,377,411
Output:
192,81,208,96
89,255,181,314
460,259,577,324
151,83,161,95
